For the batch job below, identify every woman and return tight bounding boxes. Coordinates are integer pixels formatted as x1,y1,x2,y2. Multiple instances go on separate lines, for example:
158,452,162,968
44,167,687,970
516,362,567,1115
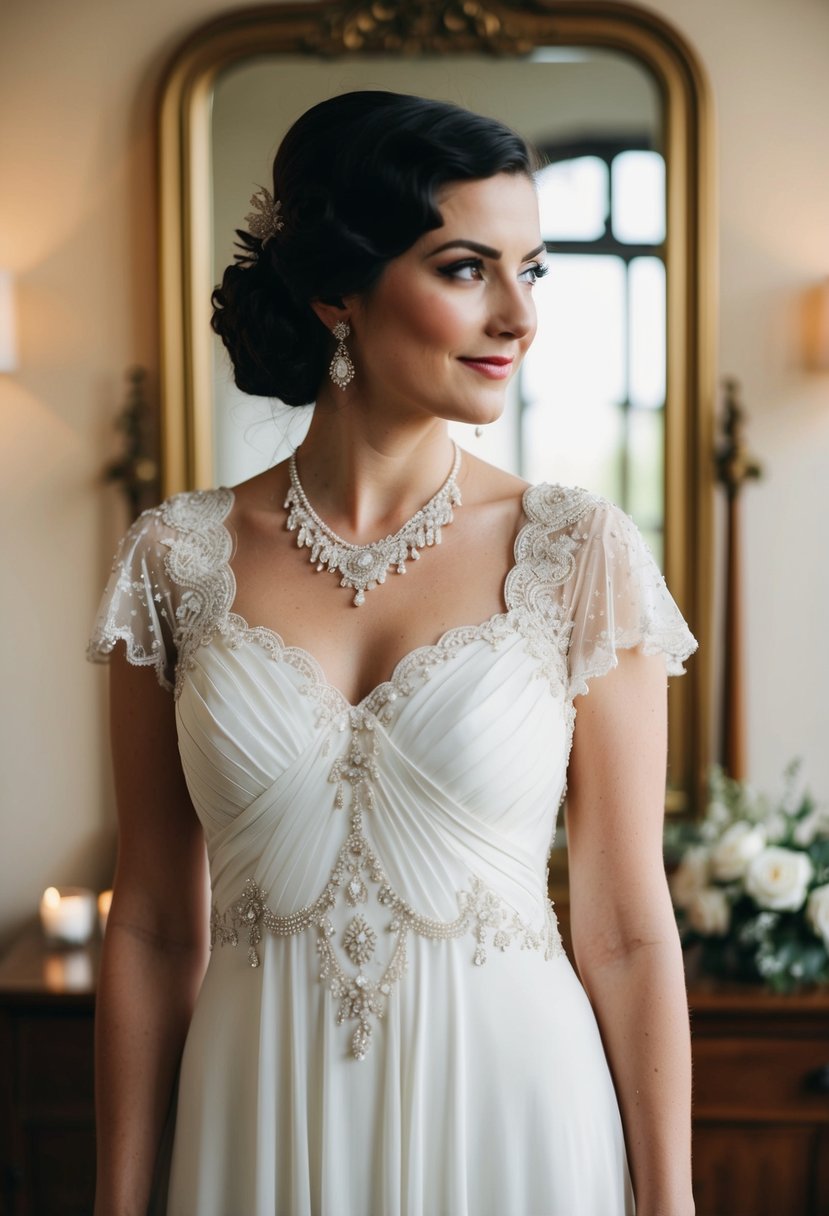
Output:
89,91,697,1216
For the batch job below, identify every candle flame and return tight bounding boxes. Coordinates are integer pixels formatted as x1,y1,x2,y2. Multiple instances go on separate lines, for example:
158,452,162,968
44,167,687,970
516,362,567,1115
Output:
42,886,61,909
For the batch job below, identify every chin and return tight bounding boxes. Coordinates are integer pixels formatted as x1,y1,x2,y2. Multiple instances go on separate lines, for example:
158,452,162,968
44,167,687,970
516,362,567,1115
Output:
464,399,507,428
436,391,507,429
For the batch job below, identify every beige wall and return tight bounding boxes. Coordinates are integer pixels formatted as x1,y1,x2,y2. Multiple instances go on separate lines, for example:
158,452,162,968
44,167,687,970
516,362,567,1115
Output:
1,0,827,946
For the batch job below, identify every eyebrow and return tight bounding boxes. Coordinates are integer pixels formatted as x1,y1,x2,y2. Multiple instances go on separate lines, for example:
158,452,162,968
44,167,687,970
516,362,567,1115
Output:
426,239,546,262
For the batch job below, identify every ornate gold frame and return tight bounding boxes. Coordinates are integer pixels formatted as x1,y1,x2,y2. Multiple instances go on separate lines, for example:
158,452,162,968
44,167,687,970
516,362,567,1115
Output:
157,0,716,814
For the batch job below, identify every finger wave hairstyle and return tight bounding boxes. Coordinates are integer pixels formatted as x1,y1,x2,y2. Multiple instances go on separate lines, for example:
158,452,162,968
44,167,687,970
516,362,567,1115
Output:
211,90,536,405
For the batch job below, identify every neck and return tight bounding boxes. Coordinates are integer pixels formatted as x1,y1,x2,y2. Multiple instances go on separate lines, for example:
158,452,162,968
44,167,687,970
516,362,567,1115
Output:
295,402,458,541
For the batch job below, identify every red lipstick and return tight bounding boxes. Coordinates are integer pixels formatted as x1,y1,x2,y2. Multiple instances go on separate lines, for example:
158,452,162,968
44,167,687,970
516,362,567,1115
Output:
458,356,514,380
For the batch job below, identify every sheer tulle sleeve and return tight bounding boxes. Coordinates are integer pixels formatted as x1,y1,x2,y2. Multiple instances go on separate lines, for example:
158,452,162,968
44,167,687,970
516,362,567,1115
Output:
86,507,179,691
561,499,698,700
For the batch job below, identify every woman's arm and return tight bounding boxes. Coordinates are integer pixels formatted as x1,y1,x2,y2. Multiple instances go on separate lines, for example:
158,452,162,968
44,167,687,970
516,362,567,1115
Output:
94,655,209,1216
565,647,694,1216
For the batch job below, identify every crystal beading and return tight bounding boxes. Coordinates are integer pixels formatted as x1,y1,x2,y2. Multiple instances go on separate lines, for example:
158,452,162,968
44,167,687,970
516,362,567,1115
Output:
244,185,284,245
210,708,564,1060
284,443,462,606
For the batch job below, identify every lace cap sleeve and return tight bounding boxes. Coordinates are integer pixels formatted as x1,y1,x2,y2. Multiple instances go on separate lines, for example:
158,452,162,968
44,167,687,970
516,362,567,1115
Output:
86,507,179,691
562,499,698,700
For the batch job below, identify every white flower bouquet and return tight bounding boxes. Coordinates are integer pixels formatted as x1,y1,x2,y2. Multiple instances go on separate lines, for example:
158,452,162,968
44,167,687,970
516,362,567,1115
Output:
665,761,829,993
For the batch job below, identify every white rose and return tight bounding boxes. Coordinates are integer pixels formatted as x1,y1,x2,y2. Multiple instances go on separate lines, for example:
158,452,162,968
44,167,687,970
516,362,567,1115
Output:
806,884,829,949
687,887,731,936
745,847,813,912
669,846,710,908
710,822,766,881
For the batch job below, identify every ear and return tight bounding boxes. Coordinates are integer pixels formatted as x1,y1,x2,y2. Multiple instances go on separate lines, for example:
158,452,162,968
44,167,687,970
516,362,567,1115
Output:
309,298,350,334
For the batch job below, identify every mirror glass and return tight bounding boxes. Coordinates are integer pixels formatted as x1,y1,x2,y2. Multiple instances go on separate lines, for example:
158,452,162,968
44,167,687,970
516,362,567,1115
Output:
211,50,665,557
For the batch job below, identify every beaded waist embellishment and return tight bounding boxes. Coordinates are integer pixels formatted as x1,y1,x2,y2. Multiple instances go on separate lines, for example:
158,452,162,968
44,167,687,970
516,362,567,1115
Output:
210,708,564,1061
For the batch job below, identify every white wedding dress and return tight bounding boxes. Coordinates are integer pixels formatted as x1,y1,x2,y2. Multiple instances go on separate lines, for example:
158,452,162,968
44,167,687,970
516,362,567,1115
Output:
88,479,698,1216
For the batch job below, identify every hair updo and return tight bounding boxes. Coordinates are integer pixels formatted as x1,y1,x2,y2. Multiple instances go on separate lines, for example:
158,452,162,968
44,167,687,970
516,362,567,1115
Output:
210,90,535,405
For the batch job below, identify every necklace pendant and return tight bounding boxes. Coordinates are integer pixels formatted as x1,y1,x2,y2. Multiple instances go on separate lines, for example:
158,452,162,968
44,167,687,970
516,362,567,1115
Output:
285,441,462,605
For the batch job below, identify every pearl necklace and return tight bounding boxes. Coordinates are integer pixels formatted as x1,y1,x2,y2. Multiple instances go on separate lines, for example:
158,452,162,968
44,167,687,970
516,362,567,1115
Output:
284,444,463,606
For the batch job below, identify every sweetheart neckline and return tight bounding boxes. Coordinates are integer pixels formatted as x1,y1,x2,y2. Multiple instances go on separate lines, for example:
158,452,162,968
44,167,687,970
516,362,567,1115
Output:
213,483,535,712
218,607,517,717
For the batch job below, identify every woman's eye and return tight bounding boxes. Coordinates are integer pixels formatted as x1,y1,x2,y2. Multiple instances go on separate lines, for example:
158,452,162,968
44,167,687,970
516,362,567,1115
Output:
437,258,549,284
437,259,485,281
520,262,550,285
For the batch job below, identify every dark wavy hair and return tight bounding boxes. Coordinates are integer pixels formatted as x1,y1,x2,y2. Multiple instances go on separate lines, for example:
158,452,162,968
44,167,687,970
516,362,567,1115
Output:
211,90,536,405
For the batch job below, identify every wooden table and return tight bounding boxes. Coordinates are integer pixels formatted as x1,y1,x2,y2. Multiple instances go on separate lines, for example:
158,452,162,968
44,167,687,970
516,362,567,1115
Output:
0,923,99,1216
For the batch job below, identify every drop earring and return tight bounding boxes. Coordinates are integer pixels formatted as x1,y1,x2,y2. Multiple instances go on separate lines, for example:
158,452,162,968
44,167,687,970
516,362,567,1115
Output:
474,425,484,438
329,321,355,390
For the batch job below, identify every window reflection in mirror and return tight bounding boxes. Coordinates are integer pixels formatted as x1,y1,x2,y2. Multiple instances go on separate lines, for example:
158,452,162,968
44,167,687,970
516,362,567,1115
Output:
521,142,666,563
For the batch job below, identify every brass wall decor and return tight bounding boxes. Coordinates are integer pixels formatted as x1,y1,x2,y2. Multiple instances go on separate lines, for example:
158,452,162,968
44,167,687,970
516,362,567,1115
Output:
304,0,535,55
156,0,716,814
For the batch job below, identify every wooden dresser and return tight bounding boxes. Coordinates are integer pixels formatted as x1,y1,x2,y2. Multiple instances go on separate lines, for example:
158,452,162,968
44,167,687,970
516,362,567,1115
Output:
687,968,829,1216
0,924,98,1216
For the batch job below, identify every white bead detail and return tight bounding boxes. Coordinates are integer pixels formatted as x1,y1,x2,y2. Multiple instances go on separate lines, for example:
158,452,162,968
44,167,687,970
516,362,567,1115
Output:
284,443,462,606
210,710,564,1060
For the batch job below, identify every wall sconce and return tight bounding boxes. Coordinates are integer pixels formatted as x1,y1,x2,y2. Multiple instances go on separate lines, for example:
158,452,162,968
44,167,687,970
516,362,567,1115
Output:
0,270,18,372
803,277,829,371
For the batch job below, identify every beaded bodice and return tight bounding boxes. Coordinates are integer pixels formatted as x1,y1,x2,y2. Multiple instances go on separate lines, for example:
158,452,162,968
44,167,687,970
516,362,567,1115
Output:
88,480,697,1060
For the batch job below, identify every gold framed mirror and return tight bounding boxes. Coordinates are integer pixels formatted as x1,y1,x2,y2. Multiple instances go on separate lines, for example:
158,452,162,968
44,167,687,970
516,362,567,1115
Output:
157,0,715,814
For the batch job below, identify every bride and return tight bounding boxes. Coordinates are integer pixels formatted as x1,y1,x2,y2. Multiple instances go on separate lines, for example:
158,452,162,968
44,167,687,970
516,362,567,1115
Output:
89,90,697,1215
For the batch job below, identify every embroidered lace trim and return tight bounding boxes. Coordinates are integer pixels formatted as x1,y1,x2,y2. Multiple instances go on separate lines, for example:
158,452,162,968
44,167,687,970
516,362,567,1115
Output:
162,489,236,690
167,480,600,714
90,479,696,713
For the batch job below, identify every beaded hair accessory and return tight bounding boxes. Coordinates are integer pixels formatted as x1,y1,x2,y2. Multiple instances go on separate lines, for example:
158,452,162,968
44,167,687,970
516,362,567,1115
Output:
244,186,285,246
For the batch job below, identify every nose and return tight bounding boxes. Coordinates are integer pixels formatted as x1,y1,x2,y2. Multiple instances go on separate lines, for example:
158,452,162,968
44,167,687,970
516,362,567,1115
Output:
485,279,536,343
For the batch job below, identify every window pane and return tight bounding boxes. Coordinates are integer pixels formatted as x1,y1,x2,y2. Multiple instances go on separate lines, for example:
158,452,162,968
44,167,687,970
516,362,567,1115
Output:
523,255,626,405
611,150,665,244
522,396,624,500
628,256,666,410
627,407,664,552
521,254,626,491
536,157,608,241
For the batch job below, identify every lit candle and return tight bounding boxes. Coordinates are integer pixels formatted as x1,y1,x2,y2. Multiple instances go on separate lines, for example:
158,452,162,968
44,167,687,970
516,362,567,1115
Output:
39,886,97,946
98,889,113,936
44,950,94,991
